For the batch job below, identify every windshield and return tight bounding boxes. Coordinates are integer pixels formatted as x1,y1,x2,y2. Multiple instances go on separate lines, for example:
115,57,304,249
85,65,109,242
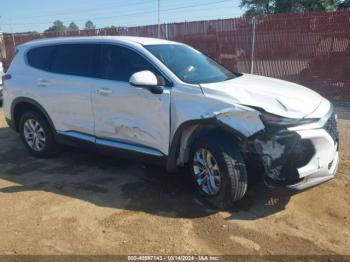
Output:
144,44,236,84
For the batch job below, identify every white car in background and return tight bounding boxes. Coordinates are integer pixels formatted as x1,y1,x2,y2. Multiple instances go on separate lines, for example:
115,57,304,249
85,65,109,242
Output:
2,36,339,209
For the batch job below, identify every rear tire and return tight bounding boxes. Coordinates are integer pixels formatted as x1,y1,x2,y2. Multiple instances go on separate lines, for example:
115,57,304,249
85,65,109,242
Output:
19,111,59,158
190,136,248,210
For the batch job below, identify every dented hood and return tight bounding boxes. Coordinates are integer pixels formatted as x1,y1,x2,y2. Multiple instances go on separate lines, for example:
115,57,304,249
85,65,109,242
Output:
200,74,323,119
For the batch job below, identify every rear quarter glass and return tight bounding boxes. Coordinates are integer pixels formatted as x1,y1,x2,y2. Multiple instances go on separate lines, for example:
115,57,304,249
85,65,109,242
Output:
27,45,55,71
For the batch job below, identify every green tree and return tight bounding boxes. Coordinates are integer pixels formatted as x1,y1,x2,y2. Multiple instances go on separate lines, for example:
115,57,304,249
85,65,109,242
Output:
337,0,350,9
67,22,79,32
85,20,96,30
240,0,338,15
299,0,338,11
45,20,66,33
240,0,274,15
104,25,117,29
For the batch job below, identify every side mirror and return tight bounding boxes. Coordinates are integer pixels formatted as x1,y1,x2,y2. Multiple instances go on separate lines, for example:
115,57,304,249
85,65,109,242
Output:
129,70,163,94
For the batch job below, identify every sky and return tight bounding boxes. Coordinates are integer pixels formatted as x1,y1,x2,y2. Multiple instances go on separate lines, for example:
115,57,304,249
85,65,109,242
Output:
0,0,244,33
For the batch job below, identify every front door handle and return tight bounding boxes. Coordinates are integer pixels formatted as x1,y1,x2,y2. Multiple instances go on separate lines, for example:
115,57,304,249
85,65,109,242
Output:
37,78,49,87
97,87,112,96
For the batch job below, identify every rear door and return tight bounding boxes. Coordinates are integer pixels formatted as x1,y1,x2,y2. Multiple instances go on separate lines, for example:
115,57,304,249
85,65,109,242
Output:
91,44,171,155
27,43,98,136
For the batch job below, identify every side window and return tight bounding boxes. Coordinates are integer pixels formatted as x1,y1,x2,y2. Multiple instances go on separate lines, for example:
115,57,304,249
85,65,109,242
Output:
99,44,164,83
51,44,97,77
27,45,55,71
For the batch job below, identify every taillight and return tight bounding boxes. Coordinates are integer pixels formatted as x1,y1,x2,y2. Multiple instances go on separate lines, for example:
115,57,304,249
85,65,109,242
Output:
1,74,11,82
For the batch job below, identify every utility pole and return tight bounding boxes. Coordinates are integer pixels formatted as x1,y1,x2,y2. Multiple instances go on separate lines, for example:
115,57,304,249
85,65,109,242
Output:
250,17,256,74
9,19,16,48
157,0,160,38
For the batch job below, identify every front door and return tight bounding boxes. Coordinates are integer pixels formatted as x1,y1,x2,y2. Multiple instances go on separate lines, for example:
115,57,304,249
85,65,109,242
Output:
92,44,171,155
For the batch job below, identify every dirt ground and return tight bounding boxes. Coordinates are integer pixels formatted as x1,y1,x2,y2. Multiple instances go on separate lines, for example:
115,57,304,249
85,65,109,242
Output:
0,107,349,256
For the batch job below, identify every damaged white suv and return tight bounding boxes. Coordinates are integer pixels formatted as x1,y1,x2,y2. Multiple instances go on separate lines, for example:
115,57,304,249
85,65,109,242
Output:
3,36,339,209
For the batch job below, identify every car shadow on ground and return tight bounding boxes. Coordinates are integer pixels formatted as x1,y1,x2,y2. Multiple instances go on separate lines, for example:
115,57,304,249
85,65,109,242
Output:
0,126,293,220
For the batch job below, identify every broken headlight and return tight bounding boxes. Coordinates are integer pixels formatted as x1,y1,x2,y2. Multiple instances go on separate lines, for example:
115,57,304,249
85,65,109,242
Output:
260,112,318,127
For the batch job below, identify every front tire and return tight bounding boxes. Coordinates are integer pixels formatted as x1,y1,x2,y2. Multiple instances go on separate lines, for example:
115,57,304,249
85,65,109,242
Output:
190,136,248,210
19,111,59,158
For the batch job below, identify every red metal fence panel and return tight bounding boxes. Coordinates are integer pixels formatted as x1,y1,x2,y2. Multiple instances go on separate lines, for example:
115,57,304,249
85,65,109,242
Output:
252,12,350,102
1,11,349,102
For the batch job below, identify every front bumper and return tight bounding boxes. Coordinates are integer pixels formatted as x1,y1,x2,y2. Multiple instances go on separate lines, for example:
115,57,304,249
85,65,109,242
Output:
285,108,339,190
248,105,339,190
286,128,339,190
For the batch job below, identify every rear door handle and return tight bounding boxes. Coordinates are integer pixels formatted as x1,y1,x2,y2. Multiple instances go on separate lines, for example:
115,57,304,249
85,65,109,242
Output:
97,87,112,96
37,78,49,87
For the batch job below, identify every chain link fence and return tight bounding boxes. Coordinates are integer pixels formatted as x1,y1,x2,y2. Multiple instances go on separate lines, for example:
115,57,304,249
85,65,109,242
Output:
1,11,349,103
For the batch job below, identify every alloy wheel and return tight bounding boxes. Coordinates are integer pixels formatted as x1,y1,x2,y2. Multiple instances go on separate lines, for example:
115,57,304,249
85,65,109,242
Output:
193,148,222,195
23,118,46,151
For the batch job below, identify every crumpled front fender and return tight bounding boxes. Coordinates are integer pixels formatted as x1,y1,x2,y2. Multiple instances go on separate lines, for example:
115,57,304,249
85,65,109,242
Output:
202,107,265,138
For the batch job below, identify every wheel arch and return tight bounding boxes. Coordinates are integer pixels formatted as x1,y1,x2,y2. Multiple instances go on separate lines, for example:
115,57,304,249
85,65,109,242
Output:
166,119,247,172
11,97,57,136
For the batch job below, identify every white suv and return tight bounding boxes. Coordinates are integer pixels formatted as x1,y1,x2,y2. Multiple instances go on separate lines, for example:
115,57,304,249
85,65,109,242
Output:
2,36,339,209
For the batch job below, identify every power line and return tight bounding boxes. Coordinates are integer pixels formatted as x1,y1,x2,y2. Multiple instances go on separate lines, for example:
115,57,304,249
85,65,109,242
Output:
6,6,240,29
11,0,218,22
14,0,150,21
23,0,216,25
60,0,220,24
2,5,243,35
125,6,242,26
2,0,234,27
